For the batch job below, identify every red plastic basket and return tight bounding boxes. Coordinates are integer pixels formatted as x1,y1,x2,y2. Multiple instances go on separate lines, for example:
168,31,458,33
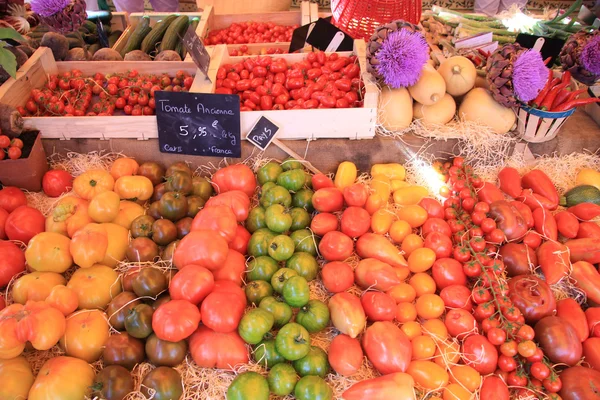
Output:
330,0,422,40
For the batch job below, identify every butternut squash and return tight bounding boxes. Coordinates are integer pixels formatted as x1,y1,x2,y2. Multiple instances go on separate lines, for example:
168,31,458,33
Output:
458,88,516,134
408,64,446,106
437,56,477,97
413,93,456,126
378,86,413,131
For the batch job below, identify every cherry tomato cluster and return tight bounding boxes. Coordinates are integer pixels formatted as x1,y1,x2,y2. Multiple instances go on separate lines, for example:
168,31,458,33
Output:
438,157,562,399
17,69,194,118
215,51,363,111
228,45,287,56
0,133,24,161
204,21,298,45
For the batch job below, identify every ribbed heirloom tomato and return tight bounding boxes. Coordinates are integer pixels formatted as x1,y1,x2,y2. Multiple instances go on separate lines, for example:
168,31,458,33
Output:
152,300,201,342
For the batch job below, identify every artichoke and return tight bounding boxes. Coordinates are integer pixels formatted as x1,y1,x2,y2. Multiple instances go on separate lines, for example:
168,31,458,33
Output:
31,0,87,34
559,30,600,86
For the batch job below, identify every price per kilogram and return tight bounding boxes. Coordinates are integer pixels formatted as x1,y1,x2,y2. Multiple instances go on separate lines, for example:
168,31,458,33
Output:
246,116,279,151
155,91,241,158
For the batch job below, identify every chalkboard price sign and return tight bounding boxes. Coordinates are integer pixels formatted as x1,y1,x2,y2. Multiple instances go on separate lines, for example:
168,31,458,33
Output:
246,116,279,151
155,91,241,158
182,25,211,77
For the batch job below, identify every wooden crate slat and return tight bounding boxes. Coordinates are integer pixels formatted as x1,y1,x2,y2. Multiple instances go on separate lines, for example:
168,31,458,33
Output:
197,0,293,15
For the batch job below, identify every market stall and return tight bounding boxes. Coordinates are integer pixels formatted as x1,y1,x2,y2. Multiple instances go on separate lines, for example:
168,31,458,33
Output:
1,0,600,399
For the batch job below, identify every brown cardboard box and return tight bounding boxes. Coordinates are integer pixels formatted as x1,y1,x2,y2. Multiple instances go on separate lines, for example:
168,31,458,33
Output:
0,131,48,192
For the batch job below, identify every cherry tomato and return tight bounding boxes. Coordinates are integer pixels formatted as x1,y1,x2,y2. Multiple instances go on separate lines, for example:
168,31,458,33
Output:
7,147,21,160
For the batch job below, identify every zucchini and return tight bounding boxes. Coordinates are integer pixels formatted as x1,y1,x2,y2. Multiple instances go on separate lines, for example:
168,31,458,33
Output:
180,17,199,59
120,15,151,56
81,20,98,34
141,14,178,54
159,15,189,52
560,185,600,207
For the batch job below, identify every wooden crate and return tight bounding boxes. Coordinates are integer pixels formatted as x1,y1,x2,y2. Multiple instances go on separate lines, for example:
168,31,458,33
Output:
191,40,378,140
110,11,129,32
0,48,200,140
112,11,208,60
197,0,292,14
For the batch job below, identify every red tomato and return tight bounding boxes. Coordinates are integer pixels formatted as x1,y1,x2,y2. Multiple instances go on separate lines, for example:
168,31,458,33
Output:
341,207,370,238
152,299,201,342
4,206,45,245
169,264,215,305
212,250,245,286
0,240,26,288
329,334,363,376
419,198,444,219
0,187,27,213
191,205,238,243
319,231,353,261
422,218,451,237
205,190,250,222
556,298,589,342
7,147,21,160
188,325,248,370
212,280,246,304
343,183,369,207
312,173,335,190
480,376,509,400
200,291,245,333
583,337,600,370
228,225,250,255
321,261,353,293
42,170,73,198
0,296,4,310
310,213,339,236
173,230,229,271
440,285,473,311
0,207,8,240
312,187,344,212
362,321,411,374
361,291,396,321
445,308,477,338
461,334,498,375
431,258,467,289
211,164,256,197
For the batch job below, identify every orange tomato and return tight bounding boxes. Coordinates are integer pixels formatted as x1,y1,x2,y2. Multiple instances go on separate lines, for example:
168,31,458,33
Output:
28,356,95,400
112,201,145,230
70,223,108,269
0,356,34,400
443,384,472,400
14,301,66,351
0,305,25,359
407,360,449,390
416,294,445,319
25,232,73,273
60,310,110,362
110,157,139,180
114,175,154,202
45,285,78,316
370,174,391,202
411,335,436,360
397,205,428,228
422,319,449,340
67,264,121,310
408,247,436,273
389,220,412,244
73,170,114,200
365,193,387,215
409,273,436,297
401,321,422,340
434,341,460,367
371,209,396,235
100,223,129,268
449,365,481,392
387,283,416,304
12,272,66,304
395,302,417,323
401,234,423,257
45,196,91,238
88,191,121,223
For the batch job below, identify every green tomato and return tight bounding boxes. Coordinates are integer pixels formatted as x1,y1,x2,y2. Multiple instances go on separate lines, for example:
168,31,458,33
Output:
294,376,332,400
292,189,314,212
277,169,306,192
191,176,213,200
140,367,183,400
268,235,295,261
290,229,319,257
257,161,283,185
304,172,313,189
282,276,310,307
271,268,299,294
260,185,292,208
227,372,269,400
275,323,311,361
245,281,273,305
296,300,330,333
246,207,266,233
248,228,277,258
238,308,274,345
286,252,319,281
281,157,303,171
292,346,330,378
246,256,279,282
268,363,298,396
265,204,292,233
253,337,285,368
290,208,311,231
259,296,293,328
124,303,154,339
261,182,277,194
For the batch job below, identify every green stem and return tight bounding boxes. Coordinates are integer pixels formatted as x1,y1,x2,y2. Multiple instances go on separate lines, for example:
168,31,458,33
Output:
458,24,517,37
543,0,583,25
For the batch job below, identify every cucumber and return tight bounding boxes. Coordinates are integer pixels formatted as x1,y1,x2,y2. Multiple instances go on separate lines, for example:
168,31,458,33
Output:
560,185,600,207
120,15,151,56
108,30,123,47
180,17,199,59
159,15,189,52
141,14,178,54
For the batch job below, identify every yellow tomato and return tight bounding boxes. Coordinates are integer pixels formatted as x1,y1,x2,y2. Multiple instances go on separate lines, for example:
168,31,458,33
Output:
395,302,417,323
28,356,95,400
60,310,110,362
409,273,436,297
397,205,428,228
408,247,436,273
370,174,391,200
0,356,34,400
401,233,423,257
434,341,460,367
387,283,417,304
401,321,422,340
73,170,114,200
67,264,122,310
12,272,66,304
576,168,600,190
422,319,448,340
449,365,481,392
393,186,428,206
411,335,436,360
389,220,412,244
88,191,121,223
371,163,406,180
112,201,145,230
391,179,410,192
114,175,154,202
416,294,445,319
25,232,73,273
443,384,472,400
70,223,108,269
371,209,397,234
45,196,92,238
365,193,387,215
110,157,139,180
101,223,129,268
407,360,449,390
334,161,357,190
45,285,79,316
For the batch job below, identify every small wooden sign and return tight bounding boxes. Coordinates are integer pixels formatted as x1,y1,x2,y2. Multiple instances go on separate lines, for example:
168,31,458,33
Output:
182,25,211,78
246,116,279,151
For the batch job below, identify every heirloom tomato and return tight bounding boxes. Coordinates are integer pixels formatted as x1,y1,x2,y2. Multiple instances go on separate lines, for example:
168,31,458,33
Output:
112,201,144,230
192,204,237,242
110,157,139,179
228,372,269,400
114,176,154,202
45,285,78,316
0,186,27,213
103,332,145,370
559,366,600,400
363,321,412,374
107,292,140,331
141,367,183,400
328,292,366,339
28,356,95,400
296,299,330,333
319,231,353,261
0,240,25,288
61,309,110,362
42,170,73,197
69,223,108,268
5,206,45,244
321,261,353,293
461,334,498,374
268,363,297,397
342,373,415,400
293,346,330,378
45,196,91,238
206,190,251,222
212,164,256,197
310,212,339,236
12,272,65,304
73,169,115,200
212,249,246,286
67,264,121,309
276,323,311,361
228,225,251,256
152,299,200,342
173,230,229,271
169,264,214,305
0,207,7,240
26,232,72,273
92,365,134,400
328,334,363,376
0,356,34,400
189,325,249,370
145,333,187,367
201,291,246,333
15,301,66,351
124,304,154,339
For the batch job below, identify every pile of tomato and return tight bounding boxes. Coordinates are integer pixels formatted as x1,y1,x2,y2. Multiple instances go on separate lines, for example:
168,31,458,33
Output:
215,51,363,111
204,21,298,45
16,69,194,118
228,45,288,57
0,133,24,160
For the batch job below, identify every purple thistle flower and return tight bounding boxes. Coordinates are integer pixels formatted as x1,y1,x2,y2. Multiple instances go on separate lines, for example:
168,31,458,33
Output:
582,34,600,76
31,0,70,17
375,29,429,89
513,49,548,103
